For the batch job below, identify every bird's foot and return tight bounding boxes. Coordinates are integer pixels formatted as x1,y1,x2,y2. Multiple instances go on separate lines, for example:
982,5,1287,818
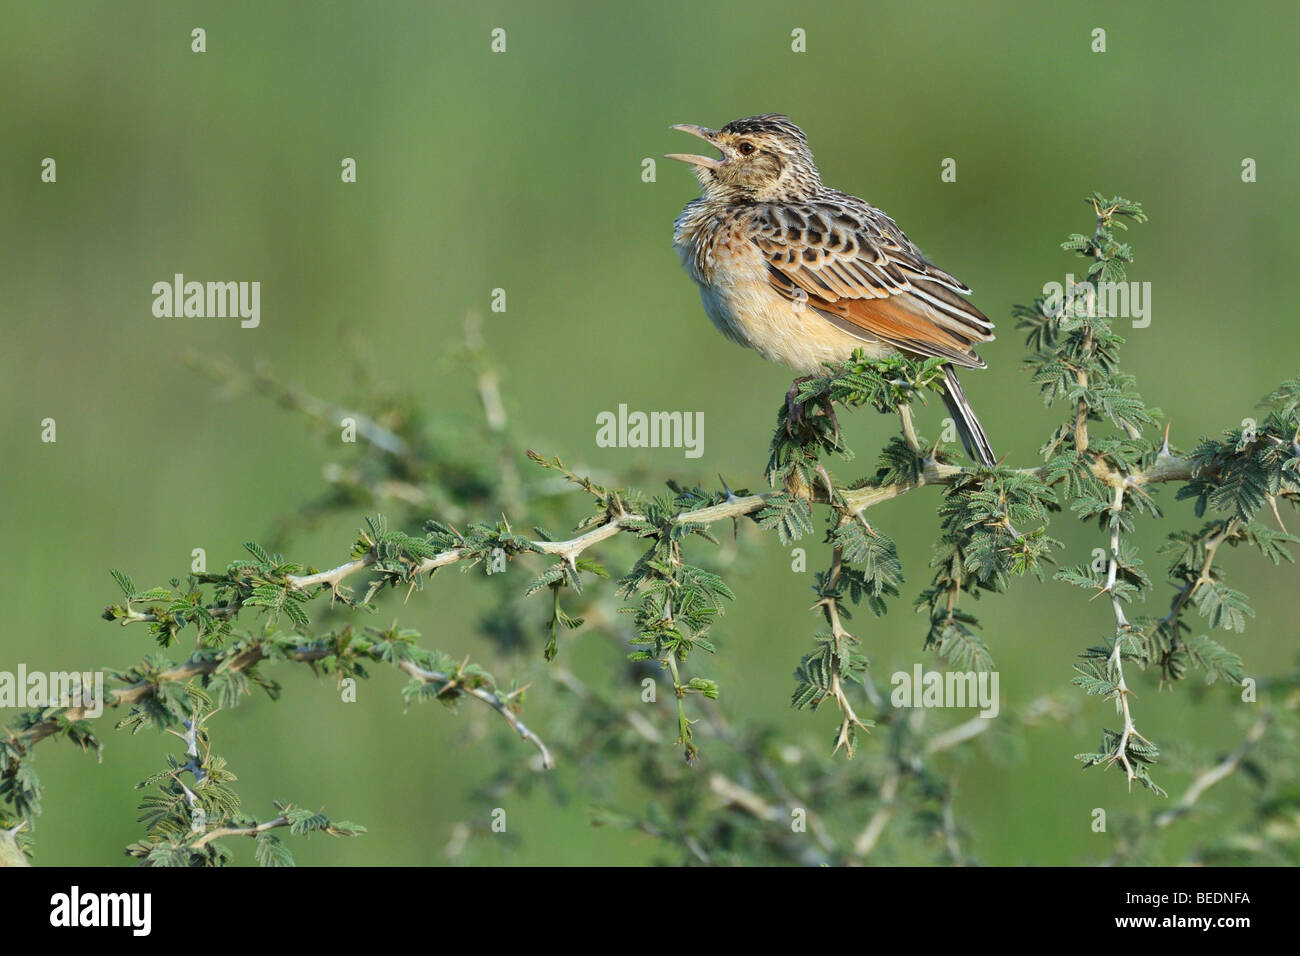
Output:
784,376,839,445
784,377,813,437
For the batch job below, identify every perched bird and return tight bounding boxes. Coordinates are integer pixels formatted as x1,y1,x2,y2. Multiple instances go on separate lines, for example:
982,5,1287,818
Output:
668,114,996,466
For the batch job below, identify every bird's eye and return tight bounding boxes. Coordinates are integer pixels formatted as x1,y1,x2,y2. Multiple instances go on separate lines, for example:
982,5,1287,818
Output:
738,141,756,155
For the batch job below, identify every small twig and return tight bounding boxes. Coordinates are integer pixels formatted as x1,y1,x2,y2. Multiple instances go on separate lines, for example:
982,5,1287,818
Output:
190,814,291,850
1103,484,1144,787
924,716,992,756
13,641,552,770
1074,325,1093,453
851,764,900,858
399,659,553,769
1154,711,1273,829
898,403,922,456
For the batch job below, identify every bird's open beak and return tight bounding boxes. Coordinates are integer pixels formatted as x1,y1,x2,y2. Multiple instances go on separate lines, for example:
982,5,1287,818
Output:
666,124,722,170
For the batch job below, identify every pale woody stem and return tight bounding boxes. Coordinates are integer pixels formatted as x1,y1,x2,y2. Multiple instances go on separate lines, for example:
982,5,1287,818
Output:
1105,484,1142,787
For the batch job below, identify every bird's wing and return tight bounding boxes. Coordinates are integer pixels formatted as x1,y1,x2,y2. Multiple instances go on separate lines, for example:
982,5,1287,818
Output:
749,198,994,368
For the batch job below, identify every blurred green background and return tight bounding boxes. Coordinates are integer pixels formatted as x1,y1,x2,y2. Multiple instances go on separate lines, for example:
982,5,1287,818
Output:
2,0,1296,865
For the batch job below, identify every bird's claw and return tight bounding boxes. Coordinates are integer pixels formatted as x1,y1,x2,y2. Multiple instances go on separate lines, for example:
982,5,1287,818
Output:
784,377,839,445
784,377,812,437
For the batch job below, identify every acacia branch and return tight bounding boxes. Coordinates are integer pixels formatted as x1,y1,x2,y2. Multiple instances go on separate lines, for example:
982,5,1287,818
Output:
1074,324,1094,453
817,517,870,756
189,814,292,849
183,352,412,460
285,493,775,593
9,640,552,770
851,763,901,858
1163,517,1240,634
399,658,552,769
1154,711,1273,829
1104,484,1145,788
283,449,1204,600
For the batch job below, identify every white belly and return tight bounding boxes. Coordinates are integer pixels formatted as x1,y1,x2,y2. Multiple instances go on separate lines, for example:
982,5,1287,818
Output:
686,244,894,376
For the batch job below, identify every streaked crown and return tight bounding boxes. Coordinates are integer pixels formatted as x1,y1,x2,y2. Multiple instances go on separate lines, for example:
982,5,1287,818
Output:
668,114,822,203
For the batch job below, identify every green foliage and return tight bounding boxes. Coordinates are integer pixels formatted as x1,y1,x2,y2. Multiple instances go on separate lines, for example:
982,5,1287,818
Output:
1076,727,1166,798
617,492,736,761
4,192,1299,866
755,492,814,545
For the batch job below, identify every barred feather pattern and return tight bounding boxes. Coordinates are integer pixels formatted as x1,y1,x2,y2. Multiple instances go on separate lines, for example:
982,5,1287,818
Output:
672,114,998,464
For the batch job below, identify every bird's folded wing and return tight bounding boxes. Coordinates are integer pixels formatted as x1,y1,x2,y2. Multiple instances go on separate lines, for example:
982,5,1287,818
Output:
751,201,994,369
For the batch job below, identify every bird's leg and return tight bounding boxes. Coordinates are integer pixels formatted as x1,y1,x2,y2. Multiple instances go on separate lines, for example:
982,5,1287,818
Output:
784,375,841,445
784,376,815,437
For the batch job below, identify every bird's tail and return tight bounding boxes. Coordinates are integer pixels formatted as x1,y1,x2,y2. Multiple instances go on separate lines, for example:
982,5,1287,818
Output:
941,365,997,467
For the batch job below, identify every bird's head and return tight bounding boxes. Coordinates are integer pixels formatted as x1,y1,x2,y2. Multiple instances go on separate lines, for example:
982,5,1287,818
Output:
667,114,821,203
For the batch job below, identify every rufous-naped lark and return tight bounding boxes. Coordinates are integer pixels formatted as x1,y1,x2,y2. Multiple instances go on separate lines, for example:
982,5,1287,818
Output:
669,114,996,466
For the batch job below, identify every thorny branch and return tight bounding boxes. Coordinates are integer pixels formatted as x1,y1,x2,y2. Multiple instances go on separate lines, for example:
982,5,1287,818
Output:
8,639,552,769
1104,484,1147,788
6,195,1297,868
